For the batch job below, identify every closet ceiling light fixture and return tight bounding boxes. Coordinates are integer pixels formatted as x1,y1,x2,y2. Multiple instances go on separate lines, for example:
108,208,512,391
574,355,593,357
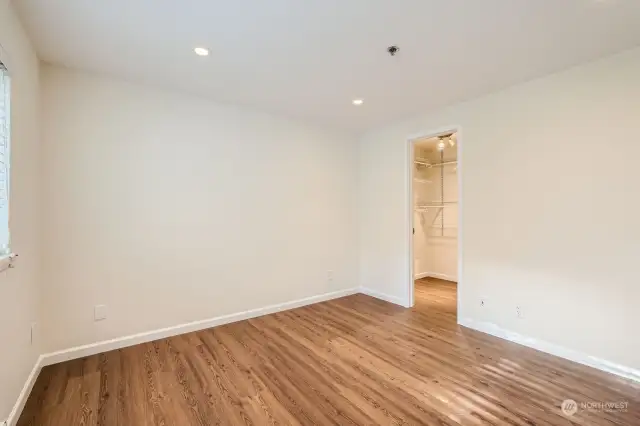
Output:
437,139,446,151
448,137,456,147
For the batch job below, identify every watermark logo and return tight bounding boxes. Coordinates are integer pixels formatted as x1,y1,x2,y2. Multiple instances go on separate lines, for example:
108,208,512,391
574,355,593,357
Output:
561,399,578,416
561,399,628,417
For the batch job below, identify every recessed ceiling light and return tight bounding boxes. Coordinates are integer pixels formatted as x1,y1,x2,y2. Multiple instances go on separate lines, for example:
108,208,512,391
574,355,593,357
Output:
352,99,363,106
194,47,209,56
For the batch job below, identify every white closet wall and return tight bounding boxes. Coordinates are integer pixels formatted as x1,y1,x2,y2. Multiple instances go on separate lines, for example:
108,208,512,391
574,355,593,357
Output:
414,144,458,281
413,157,431,277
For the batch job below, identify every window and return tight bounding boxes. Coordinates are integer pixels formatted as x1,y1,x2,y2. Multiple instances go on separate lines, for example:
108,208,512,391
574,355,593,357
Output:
0,61,10,255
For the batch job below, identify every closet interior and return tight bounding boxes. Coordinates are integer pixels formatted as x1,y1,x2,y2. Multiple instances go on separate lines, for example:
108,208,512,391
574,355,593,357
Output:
413,133,458,289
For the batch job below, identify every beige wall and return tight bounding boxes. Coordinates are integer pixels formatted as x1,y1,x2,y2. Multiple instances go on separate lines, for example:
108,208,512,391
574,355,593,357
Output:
359,47,640,371
0,1,42,421
40,65,359,352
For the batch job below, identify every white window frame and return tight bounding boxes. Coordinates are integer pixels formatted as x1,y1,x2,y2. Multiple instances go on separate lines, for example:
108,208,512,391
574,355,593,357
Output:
0,55,16,270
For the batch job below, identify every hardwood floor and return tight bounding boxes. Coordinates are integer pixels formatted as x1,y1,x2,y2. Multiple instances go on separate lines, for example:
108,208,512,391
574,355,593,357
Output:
18,278,639,425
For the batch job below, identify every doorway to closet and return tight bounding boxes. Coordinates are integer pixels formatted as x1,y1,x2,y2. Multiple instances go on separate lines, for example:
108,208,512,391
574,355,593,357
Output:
411,132,459,317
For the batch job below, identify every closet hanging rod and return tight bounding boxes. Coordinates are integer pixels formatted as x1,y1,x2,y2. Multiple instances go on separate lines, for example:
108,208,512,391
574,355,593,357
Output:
433,161,457,167
414,159,457,168
418,201,458,206
415,205,457,210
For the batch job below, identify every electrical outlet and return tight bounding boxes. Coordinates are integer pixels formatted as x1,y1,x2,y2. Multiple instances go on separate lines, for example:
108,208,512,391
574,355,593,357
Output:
94,305,107,321
516,306,523,319
327,270,334,281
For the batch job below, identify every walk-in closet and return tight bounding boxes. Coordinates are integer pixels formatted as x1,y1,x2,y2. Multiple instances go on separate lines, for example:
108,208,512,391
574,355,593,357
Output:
413,133,458,309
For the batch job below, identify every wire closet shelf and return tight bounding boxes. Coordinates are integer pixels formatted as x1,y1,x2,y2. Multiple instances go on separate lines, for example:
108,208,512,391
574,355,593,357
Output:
413,136,457,237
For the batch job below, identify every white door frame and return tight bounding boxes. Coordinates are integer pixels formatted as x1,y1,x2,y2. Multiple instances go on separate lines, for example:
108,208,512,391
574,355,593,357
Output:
405,125,463,315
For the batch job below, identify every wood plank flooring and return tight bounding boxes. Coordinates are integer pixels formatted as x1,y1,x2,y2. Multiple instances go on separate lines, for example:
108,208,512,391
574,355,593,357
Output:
18,278,639,425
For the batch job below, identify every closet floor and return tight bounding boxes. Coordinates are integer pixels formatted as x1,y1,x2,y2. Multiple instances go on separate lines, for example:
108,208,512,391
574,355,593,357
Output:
17,278,639,425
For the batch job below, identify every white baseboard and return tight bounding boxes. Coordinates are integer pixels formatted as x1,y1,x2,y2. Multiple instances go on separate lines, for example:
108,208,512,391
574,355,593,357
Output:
4,355,44,426
414,271,457,282
359,287,409,307
459,317,640,383
41,287,359,366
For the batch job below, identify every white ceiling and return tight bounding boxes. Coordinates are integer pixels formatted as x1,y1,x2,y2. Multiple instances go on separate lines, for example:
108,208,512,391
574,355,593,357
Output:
15,0,640,133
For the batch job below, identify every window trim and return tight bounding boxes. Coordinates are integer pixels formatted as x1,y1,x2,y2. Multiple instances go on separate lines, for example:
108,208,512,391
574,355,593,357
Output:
0,51,15,265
